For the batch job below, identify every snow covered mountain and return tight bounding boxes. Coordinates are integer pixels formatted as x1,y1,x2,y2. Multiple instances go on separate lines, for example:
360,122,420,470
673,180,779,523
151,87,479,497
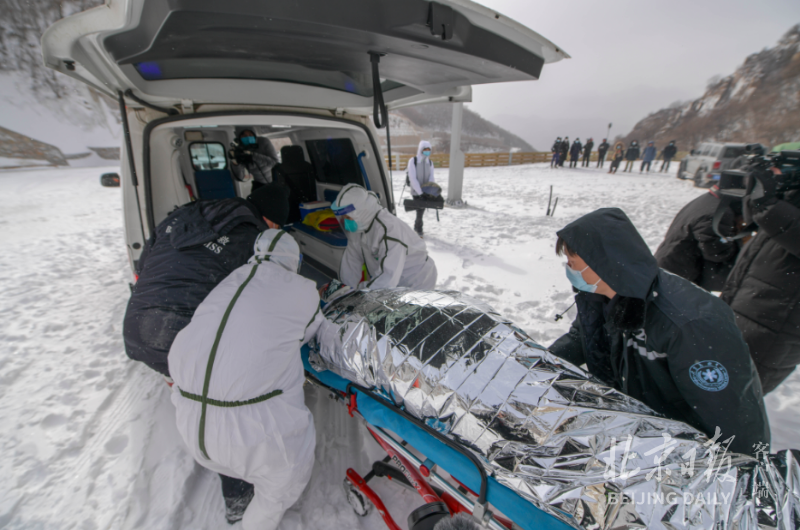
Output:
621,24,800,149
376,104,535,156
0,0,120,168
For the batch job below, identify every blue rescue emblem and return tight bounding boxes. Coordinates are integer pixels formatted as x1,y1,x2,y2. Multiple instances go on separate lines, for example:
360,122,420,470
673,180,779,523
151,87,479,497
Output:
689,360,729,392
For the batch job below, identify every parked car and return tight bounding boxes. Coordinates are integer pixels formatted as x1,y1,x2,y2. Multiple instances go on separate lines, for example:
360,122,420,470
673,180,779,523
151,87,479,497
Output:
42,0,568,282
678,142,748,187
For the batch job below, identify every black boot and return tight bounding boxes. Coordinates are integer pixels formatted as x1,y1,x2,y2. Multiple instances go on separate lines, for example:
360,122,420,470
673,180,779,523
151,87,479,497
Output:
220,474,255,524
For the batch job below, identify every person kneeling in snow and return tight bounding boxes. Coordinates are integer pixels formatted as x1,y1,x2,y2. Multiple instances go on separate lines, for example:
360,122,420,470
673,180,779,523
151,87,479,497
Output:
169,229,323,530
549,208,769,455
333,183,437,290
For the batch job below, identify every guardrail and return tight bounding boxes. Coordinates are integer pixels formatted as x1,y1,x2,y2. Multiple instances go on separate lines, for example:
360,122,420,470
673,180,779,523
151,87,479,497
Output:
384,151,689,170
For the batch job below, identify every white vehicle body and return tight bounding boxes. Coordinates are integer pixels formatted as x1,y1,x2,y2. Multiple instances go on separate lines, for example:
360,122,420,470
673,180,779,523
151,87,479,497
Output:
679,142,748,188
42,0,567,283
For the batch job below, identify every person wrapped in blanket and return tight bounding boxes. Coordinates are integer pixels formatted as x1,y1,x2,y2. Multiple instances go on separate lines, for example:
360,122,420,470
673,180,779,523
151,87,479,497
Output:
332,184,437,290
169,229,324,530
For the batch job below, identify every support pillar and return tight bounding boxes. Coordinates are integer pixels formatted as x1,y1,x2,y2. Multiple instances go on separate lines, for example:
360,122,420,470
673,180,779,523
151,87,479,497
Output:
447,102,465,206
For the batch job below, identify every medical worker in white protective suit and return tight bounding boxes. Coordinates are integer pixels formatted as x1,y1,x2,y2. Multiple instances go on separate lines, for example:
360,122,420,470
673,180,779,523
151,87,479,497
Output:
333,183,437,290
406,140,436,236
169,229,324,530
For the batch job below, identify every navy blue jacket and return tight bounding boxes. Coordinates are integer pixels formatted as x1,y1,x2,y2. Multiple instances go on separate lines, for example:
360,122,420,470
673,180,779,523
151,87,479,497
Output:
123,199,266,376
550,208,769,455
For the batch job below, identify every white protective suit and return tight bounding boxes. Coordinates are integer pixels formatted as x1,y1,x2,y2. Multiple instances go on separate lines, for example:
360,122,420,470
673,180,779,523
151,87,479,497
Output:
335,184,437,290
169,229,323,530
407,140,435,196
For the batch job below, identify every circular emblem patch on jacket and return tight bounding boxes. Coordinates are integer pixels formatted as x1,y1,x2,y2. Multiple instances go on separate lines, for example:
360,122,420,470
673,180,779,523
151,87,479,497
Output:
689,360,729,391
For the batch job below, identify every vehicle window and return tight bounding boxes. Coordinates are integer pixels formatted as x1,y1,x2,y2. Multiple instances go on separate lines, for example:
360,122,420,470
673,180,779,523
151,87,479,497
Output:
700,145,712,156
305,138,363,186
190,142,227,170
722,146,746,159
709,146,721,158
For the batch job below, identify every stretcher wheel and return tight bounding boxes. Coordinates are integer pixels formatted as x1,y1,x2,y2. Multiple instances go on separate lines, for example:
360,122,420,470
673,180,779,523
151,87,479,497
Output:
408,502,449,530
343,478,373,517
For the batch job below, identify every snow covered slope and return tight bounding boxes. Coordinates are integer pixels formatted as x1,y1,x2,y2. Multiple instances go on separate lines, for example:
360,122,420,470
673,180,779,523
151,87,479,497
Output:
622,24,800,148
1,164,797,529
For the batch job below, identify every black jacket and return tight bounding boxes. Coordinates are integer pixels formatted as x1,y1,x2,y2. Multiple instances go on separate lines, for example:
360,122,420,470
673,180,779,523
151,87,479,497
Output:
569,141,583,159
123,199,267,376
721,190,800,393
663,144,678,159
625,144,640,161
598,142,610,156
551,140,561,153
583,140,594,156
559,140,569,157
654,190,741,291
550,208,769,455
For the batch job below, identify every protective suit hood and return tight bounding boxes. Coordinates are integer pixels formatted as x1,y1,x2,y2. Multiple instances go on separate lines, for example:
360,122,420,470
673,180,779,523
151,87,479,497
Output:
557,208,658,299
333,184,382,233
249,229,301,272
416,140,432,158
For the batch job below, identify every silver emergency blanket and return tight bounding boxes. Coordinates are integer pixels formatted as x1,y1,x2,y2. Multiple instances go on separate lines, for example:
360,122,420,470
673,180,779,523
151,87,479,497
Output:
310,289,800,530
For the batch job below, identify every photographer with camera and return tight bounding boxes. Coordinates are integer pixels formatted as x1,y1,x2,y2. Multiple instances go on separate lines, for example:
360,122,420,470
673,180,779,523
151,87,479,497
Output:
230,128,279,192
721,149,800,394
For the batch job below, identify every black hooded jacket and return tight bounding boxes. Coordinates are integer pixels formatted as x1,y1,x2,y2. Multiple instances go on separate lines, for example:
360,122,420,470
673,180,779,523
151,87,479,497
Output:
663,144,678,159
123,199,267,376
721,190,800,393
583,140,594,156
569,141,583,159
654,190,741,291
598,142,610,156
549,208,769,455
625,143,640,161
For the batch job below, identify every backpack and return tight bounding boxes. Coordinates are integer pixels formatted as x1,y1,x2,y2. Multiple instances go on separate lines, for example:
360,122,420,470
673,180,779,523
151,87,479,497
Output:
405,156,417,186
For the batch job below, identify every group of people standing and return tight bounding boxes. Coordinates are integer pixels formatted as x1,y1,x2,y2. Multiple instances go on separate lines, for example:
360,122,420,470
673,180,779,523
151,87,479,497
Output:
551,137,678,175
550,137,610,169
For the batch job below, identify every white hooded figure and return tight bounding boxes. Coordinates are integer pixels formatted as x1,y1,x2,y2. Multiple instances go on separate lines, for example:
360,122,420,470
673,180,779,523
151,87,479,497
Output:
406,140,436,235
169,229,323,530
407,140,435,197
333,184,437,290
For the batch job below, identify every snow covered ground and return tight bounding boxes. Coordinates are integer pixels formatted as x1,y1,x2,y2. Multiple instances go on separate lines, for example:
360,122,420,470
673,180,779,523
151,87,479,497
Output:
1,163,797,529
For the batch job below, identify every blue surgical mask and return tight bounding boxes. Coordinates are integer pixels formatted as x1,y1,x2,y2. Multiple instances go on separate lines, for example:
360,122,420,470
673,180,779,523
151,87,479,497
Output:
241,136,257,146
564,263,601,293
343,219,358,232
422,149,431,157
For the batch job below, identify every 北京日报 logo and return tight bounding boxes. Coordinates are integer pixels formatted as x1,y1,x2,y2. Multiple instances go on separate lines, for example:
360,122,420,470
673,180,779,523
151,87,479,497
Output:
689,360,729,391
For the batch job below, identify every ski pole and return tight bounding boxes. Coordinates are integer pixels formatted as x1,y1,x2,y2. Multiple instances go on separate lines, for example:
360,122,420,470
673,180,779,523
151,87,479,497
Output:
551,197,559,217
398,183,406,206
546,185,553,216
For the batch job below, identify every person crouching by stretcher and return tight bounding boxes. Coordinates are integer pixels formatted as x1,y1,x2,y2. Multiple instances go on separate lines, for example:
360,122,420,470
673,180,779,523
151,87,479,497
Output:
549,208,770,456
168,229,324,530
333,183,437,290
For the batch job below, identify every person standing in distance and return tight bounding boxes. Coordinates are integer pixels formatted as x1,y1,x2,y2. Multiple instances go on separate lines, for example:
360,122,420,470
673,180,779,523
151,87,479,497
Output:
407,140,436,237
660,141,678,172
624,140,640,172
582,138,594,167
597,139,610,168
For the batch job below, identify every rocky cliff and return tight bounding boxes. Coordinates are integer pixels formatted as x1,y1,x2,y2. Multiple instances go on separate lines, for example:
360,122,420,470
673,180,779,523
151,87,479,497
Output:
622,25,800,150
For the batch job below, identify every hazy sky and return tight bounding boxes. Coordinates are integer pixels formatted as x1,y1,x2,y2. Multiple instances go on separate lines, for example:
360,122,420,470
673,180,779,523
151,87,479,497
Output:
466,0,800,150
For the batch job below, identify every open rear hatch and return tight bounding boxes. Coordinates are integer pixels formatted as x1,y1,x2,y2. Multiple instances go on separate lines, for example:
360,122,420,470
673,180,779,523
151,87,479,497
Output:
42,0,568,113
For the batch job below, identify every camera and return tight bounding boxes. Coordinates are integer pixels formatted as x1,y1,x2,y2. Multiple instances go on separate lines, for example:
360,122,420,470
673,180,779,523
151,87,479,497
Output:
718,147,800,199
229,139,254,165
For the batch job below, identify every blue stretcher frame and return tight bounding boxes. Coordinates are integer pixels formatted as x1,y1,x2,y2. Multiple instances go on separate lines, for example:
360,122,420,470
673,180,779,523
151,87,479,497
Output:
301,346,572,530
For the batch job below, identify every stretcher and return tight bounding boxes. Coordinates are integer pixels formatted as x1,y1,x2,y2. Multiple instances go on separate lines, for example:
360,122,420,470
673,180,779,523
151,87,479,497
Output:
301,346,572,530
